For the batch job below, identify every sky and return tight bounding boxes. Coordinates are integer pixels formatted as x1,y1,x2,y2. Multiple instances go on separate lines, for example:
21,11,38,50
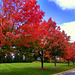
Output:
0,0,75,42
36,0,75,42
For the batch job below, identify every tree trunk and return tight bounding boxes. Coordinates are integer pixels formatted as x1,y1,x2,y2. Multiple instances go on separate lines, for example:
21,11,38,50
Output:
41,50,43,69
54,57,56,67
68,59,70,66
73,60,74,65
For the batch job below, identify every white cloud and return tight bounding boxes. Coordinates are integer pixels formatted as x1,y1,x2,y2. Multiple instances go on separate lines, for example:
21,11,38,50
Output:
59,21,75,42
49,0,75,10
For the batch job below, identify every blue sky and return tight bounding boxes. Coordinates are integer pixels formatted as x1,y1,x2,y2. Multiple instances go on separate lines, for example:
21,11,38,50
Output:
0,0,1,4
37,0,75,42
37,0,75,25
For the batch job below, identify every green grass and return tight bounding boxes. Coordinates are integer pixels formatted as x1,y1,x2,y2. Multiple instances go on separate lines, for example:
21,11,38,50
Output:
0,63,75,75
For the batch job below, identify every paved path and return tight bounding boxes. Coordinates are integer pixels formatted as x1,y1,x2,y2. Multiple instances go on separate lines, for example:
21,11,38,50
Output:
63,72,75,75
54,69,75,75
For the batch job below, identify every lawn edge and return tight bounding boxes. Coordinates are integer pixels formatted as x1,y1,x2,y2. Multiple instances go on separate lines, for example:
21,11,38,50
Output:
53,68,75,75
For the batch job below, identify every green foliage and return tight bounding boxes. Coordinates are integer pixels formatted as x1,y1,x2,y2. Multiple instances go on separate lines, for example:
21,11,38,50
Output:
0,49,5,63
44,57,50,63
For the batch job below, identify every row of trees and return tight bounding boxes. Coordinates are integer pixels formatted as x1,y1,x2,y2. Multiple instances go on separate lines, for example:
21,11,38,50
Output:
0,0,75,69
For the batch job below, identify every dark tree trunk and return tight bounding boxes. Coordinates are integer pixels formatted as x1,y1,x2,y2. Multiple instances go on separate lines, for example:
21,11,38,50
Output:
54,57,56,67
41,50,43,69
73,60,74,65
68,59,70,66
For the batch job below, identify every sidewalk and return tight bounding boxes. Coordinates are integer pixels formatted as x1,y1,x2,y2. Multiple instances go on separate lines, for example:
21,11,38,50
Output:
54,69,75,75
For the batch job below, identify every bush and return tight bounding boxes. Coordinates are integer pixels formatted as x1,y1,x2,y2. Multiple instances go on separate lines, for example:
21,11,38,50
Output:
32,61,41,63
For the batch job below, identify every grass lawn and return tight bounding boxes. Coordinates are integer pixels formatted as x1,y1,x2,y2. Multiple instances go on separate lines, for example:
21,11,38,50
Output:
0,63,75,75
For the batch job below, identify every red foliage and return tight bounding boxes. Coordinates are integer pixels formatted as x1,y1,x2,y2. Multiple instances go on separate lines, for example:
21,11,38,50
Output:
65,42,75,60
0,0,45,48
37,18,70,59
